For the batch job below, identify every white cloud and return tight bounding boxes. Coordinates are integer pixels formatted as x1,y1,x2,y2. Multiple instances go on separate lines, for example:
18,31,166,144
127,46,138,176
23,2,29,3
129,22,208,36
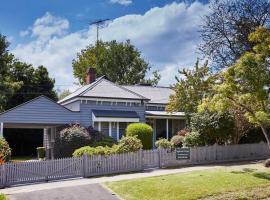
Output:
12,2,209,91
19,30,30,37
110,0,132,6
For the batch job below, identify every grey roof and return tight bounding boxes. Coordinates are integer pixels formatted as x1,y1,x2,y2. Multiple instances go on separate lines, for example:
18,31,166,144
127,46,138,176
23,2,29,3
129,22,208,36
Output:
58,77,148,104
92,110,139,118
123,85,175,104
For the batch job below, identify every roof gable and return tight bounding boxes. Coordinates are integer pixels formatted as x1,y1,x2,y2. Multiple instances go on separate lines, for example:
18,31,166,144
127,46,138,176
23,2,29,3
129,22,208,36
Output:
59,77,148,103
81,79,148,100
0,96,79,124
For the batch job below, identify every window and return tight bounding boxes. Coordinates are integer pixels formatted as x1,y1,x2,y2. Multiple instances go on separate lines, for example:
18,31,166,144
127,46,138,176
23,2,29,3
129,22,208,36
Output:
101,122,109,136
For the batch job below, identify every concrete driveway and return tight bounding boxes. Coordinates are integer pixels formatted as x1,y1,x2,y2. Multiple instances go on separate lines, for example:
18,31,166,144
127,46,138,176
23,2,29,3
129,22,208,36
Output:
7,184,119,200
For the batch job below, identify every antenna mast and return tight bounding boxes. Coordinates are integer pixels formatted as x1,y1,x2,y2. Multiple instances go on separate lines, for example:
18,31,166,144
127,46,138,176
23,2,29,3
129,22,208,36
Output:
90,19,110,44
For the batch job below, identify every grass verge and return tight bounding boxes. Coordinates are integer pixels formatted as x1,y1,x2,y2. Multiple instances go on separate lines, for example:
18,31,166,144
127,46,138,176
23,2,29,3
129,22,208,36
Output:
105,164,270,200
0,194,7,200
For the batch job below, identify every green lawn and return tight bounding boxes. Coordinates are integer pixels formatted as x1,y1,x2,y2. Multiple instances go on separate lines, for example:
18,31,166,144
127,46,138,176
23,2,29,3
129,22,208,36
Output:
105,164,270,200
0,194,7,200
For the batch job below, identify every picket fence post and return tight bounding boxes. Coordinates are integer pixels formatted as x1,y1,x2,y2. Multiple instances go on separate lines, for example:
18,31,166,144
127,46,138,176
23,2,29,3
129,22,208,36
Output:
45,161,49,182
140,150,144,170
82,154,88,178
158,149,161,168
1,164,7,188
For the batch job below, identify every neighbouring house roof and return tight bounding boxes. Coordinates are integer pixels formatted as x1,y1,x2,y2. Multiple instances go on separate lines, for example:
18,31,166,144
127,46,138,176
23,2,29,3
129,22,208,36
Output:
58,77,149,104
123,85,175,104
145,111,185,118
92,110,139,118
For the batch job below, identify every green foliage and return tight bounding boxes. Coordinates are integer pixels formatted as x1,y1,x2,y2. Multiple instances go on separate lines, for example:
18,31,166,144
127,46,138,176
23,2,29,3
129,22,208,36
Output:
126,123,153,149
115,136,143,153
0,34,22,111
199,27,270,147
73,146,115,157
182,132,202,148
190,111,234,145
5,64,57,110
55,125,91,158
72,40,160,85
58,89,71,100
87,126,116,147
36,147,46,159
0,138,11,162
167,60,215,121
73,136,142,157
155,138,172,149
171,135,184,148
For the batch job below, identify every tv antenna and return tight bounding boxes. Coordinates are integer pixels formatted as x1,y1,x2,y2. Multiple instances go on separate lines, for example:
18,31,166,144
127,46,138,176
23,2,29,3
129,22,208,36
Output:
90,19,110,44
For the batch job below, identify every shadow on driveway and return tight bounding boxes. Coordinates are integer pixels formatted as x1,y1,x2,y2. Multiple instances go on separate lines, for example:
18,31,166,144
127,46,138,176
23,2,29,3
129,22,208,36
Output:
7,184,119,200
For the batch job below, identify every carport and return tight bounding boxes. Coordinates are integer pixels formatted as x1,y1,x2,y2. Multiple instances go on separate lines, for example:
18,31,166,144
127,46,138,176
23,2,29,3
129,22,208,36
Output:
0,96,80,159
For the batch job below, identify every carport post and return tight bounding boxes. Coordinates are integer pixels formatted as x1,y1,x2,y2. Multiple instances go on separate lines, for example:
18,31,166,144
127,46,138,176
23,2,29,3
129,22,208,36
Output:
0,122,3,138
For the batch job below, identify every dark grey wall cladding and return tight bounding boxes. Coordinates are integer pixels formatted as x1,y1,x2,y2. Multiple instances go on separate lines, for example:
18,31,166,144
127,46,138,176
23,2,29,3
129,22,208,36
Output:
80,103,146,127
0,96,80,124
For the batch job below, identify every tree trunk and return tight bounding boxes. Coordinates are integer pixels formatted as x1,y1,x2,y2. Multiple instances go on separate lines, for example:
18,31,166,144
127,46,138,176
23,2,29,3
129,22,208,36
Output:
260,125,270,150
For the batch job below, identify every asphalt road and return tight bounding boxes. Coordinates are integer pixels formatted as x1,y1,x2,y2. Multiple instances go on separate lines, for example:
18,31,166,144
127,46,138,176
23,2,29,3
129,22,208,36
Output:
7,184,119,200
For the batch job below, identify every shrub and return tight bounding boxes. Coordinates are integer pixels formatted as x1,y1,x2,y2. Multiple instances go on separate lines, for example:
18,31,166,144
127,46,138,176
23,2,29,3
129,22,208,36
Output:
0,138,11,163
73,146,115,157
171,135,184,148
115,136,143,153
264,159,270,168
183,132,202,147
176,128,189,136
55,124,91,158
126,123,153,149
37,147,46,159
155,138,172,149
87,126,116,147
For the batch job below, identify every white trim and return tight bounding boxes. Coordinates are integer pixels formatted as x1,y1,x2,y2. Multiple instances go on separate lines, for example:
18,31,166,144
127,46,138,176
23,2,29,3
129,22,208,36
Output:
92,114,140,122
109,122,112,137
166,119,169,139
0,122,3,138
60,97,143,106
146,115,185,119
117,122,120,141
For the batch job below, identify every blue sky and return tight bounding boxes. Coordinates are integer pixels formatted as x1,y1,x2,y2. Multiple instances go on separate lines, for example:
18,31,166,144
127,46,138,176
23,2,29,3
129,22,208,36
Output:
0,0,209,92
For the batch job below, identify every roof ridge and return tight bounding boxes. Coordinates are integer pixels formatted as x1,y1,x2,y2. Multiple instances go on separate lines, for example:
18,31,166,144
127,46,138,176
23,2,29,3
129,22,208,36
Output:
79,76,105,96
124,85,172,89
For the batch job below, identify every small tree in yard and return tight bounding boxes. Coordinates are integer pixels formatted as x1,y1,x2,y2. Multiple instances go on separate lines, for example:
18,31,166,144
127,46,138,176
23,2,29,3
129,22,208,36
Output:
0,138,11,163
199,27,270,149
126,123,153,149
55,125,91,158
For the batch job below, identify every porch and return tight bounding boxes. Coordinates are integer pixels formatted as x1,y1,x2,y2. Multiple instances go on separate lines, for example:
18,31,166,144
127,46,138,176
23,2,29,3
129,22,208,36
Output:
145,111,186,142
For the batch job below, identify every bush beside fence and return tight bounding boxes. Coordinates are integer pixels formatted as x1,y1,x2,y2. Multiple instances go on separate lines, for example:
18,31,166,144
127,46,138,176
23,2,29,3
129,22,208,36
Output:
0,142,269,188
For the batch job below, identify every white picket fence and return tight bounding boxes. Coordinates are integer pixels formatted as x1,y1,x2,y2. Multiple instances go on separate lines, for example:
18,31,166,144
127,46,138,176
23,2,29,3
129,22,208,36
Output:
0,142,269,188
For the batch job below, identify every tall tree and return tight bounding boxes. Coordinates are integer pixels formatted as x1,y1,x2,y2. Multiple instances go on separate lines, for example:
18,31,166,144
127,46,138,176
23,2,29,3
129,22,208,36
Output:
72,40,160,85
5,64,57,110
167,60,215,119
199,27,270,149
200,0,270,69
0,34,21,111
58,89,71,100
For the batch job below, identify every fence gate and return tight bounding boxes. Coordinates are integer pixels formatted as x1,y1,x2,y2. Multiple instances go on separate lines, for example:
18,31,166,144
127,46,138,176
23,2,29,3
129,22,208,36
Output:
142,149,160,169
4,157,82,186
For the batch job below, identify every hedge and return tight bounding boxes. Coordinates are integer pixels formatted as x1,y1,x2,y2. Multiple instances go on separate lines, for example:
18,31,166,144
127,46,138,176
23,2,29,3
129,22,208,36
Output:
126,123,153,149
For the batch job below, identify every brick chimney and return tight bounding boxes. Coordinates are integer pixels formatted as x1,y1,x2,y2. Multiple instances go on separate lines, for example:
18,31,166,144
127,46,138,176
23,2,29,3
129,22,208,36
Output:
85,67,96,84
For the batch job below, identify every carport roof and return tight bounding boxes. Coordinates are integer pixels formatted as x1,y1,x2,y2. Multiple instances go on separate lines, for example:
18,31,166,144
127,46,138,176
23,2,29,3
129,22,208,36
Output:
0,96,80,127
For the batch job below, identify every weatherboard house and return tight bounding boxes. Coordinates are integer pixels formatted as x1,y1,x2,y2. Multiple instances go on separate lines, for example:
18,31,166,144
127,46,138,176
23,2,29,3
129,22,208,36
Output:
0,68,185,158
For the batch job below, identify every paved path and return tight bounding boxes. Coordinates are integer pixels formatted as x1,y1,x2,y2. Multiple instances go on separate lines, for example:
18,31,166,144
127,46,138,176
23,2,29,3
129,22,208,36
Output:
1,161,259,200
6,184,119,200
